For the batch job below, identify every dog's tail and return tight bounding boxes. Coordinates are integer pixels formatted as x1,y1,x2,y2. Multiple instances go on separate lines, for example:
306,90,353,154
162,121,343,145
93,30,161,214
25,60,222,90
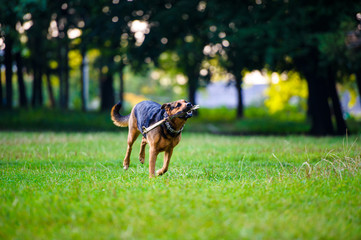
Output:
111,102,130,127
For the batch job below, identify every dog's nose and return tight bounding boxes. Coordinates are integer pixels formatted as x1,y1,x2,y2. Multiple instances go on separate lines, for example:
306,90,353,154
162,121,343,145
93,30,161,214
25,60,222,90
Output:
186,102,192,108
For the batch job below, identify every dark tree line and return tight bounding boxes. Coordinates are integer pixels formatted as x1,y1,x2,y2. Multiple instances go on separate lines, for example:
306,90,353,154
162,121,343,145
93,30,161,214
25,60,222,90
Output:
0,0,361,135
0,0,136,111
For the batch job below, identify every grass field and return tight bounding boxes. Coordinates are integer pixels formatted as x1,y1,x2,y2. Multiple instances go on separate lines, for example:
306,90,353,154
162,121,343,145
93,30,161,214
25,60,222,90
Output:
1,131,361,239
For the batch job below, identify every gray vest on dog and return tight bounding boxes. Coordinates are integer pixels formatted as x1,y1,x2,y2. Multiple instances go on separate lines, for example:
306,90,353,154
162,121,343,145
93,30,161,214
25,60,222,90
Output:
134,101,165,137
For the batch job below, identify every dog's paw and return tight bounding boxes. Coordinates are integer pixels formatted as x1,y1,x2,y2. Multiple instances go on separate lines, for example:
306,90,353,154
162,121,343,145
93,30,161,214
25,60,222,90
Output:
156,169,163,176
123,165,129,170
139,157,145,164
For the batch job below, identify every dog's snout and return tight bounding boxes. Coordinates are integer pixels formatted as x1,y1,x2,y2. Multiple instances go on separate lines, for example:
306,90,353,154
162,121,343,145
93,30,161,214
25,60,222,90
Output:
186,102,192,108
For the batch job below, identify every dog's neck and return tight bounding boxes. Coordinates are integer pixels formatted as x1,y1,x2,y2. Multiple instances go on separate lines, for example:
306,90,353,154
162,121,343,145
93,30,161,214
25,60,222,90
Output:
163,112,186,134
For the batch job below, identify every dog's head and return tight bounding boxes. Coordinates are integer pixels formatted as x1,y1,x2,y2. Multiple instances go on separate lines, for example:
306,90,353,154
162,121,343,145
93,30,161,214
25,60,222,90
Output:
161,99,194,119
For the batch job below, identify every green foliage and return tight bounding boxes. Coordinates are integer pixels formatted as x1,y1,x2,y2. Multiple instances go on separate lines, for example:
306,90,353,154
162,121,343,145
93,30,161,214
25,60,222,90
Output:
1,0,361,135
1,132,361,239
265,71,308,114
121,65,183,103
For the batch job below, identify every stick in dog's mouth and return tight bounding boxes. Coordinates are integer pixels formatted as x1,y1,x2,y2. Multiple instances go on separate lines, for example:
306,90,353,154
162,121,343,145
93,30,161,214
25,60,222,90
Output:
187,105,199,114
181,105,200,119
187,105,200,113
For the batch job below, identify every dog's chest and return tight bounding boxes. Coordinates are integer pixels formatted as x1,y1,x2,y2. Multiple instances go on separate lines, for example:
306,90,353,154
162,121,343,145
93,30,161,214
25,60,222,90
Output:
149,133,181,152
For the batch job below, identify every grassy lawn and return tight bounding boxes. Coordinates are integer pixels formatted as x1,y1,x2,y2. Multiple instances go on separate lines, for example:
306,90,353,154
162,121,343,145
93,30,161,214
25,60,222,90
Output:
1,131,361,239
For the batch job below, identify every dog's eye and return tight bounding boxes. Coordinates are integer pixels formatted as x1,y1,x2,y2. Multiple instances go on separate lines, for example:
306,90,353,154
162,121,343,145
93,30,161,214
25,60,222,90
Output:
176,103,181,108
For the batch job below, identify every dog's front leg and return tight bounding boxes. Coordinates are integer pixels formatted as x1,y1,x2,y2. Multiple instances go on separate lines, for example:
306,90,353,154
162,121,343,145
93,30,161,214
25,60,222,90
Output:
148,147,159,178
157,148,173,176
139,137,147,164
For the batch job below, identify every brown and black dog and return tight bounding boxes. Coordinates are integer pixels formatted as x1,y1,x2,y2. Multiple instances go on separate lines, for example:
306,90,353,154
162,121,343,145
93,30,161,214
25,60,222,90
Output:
111,100,194,178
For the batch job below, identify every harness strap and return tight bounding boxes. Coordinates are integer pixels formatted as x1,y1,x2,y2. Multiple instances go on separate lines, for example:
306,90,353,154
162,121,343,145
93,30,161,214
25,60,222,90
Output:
165,121,184,134
163,112,184,135
142,105,199,135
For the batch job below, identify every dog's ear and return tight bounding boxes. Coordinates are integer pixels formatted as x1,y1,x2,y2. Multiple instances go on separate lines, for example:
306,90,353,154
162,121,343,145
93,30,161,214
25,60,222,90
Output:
161,103,170,109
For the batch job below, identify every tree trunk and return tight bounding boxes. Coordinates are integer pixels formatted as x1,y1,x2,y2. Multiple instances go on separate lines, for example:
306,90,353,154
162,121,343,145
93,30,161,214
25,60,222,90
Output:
58,43,70,109
58,43,65,109
64,42,69,109
57,11,70,110
58,43,69,109
100,68,115,111
31,68,37,107
306,74,334,135
80,47,89,111
45,68,55,108
119,63,124,109
31,63,43,107
327,73,347,135
5,35,13,109
187,71,198,105
234,73,244,119
356,70,361,107
0,61,3,108
15,52,27,107
295,50,334,136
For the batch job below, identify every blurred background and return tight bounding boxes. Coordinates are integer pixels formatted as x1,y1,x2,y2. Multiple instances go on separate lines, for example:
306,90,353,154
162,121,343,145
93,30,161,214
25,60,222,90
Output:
0,0,360,135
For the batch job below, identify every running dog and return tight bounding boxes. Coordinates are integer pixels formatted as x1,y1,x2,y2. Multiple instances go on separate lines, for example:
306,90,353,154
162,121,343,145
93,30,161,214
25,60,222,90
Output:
111,100,195,178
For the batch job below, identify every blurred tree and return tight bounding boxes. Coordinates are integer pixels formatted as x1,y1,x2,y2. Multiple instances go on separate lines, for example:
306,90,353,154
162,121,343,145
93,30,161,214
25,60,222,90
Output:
4,32,13,109
26,2,50,107
15,51,27,107
206,0,269,118
0,55,2,107
132,0,208,105
45,67,56,108
345,14,361,107
89,0,134,111
1,0,360,137
1,0,32,109
262,0,359,135
317,19,361,134
355,68,361,105
74,0,94,111
80,47,88,111
55,1,71,109
0,1,17,109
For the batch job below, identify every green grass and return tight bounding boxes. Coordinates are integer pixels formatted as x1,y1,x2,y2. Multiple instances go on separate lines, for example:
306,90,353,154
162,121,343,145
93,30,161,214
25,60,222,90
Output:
1,131,361,239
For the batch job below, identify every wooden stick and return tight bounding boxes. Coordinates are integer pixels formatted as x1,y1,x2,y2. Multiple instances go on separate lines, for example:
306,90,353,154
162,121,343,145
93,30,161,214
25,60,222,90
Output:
142,105,199,134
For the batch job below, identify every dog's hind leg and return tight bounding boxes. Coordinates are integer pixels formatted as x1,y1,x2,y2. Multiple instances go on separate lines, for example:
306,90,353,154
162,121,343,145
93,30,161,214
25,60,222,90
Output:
123,127,140,170
139,137,147,164
156,148,173,176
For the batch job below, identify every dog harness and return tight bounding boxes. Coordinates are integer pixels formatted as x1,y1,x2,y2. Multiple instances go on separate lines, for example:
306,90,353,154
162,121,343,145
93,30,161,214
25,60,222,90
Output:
164,112,184,135
134,101,199,137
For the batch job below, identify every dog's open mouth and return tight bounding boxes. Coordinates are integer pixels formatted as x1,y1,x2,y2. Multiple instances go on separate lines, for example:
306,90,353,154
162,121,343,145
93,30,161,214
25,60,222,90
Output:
179,105,199,119
183,111,193,119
